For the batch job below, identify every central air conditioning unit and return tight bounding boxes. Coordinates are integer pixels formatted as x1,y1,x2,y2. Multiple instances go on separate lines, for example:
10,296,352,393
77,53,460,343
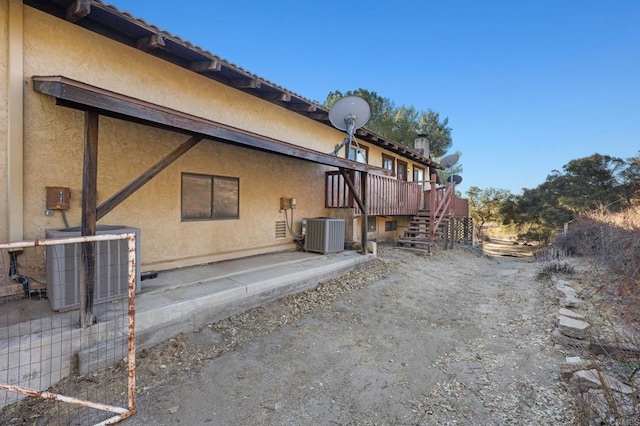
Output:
304,218,345,254
45,225,141,311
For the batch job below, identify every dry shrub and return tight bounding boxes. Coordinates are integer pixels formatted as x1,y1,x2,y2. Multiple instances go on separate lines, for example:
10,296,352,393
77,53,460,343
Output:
561,205,640,281
559,205,640,424
536,260,575,281
560,204,640,327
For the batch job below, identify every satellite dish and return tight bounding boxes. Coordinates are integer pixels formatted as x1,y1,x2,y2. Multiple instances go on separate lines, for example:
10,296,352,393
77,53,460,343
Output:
447,174,463,185
328,96,371,132
328,96,371,156
439,153,460,169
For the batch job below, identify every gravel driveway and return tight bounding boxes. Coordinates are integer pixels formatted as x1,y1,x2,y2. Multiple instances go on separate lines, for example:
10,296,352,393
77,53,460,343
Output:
124,243,575,425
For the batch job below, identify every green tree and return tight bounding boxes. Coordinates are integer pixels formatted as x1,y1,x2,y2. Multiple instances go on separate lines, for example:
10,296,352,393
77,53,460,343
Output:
501,181,573,244
324,89,453,158
418,110,453,159
500,152,640,244
557,153,625,212
619,152,640,204
466,186,512,238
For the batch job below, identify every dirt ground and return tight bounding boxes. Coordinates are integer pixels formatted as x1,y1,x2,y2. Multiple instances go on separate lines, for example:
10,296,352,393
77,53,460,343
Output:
121,240,576,425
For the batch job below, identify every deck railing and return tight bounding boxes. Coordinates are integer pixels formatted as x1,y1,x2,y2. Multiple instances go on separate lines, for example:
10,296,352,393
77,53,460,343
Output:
325,171,421,216
422,181,469,218
325,171,468,218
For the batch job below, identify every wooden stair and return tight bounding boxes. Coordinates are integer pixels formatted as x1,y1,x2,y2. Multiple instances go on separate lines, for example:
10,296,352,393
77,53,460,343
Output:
397,210,449,255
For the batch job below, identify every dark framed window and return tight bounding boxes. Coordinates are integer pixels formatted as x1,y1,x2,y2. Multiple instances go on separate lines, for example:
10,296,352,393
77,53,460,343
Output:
382,154,395,174
347,143,368,163
181,173,239,221
385,220,397,231
367,216,376,232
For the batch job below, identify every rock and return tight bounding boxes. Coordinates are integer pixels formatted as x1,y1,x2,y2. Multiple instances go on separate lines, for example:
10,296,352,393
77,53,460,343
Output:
558,307,584,320
555,279,583,307
168,406,179,414
572,369,633,394
551,328,589,348
558,315,590,339
559,356,592,378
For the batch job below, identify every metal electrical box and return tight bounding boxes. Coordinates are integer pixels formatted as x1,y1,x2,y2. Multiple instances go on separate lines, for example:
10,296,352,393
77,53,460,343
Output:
45,225,141,311
46,186,70,210
304,218,345,254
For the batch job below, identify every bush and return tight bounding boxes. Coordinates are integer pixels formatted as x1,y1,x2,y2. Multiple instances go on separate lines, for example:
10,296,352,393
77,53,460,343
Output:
536,261,575,280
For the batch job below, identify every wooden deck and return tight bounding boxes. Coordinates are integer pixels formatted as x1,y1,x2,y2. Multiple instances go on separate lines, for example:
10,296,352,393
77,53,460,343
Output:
325,171,472,253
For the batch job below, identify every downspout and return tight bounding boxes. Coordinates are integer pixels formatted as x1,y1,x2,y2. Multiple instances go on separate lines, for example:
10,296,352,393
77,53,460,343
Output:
7,0,24,241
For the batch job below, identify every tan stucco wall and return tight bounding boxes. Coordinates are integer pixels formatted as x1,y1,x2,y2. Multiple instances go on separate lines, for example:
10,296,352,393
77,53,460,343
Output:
20,7,344,270
23,8,339,155
0,2,9,240
10,6,429,274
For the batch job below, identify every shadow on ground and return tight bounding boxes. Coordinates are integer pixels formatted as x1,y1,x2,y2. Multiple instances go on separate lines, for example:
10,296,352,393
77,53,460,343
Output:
482,238,538,258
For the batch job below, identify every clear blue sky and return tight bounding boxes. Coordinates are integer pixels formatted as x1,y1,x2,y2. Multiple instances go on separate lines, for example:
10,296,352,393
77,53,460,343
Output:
109,0,639,195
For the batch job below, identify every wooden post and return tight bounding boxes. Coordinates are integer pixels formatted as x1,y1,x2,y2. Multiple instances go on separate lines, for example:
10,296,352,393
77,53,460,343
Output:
79,110,98,328
429,174,437,242
448,184,455,249
339,168,369,255
360,171,368,255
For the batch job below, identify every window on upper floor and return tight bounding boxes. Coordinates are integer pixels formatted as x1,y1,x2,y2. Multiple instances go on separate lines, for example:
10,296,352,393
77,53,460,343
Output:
382,154,395,174
397,160,408,181
413,166,425,184
347,143,368,163
181,173,239,221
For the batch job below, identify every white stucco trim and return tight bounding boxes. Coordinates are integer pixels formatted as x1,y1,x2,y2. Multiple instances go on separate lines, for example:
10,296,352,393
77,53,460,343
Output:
7,0,24,241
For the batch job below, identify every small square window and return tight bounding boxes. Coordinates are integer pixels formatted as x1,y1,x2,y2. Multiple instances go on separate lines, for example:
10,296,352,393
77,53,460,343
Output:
367,216,376,232
385,220,397,231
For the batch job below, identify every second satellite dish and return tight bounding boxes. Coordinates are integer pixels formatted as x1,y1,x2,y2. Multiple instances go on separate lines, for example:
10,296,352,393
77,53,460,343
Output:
439,153,460,169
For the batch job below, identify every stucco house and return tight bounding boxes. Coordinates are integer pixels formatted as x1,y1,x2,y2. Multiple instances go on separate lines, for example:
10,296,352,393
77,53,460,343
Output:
2,0,445,301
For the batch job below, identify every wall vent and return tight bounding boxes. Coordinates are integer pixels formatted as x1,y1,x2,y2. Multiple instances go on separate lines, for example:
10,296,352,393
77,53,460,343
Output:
275,221,286,239
304,218,345,254
45,226,141,311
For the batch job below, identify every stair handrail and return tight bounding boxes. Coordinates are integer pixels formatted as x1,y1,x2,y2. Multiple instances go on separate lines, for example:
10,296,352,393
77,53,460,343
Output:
428,173,455,241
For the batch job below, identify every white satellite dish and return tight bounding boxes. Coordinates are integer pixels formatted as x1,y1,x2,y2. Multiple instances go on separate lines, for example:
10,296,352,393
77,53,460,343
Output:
439,153,460,169
328,96,371,156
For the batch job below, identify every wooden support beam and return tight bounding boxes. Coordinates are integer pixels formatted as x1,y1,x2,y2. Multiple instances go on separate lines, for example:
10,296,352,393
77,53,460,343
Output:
137,34,165,51
230,78,261,89
307,113,327,120
33,76,393,176
360,171,368,255
289,104,318,113
66,0,90,22
264,92,291,102
339,168,369,255
429,173,437,242
79,109,99,328
97,135,203,220
339,169,366,213
189,60,222,73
